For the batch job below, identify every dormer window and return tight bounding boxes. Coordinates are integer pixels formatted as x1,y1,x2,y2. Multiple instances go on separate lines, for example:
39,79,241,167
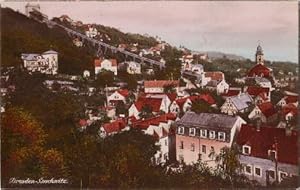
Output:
178,127,185,135
189,128,196,136
268,150,277,160
242,145,251,155
209,131,215,139
218,132,226,141
200,129,207,138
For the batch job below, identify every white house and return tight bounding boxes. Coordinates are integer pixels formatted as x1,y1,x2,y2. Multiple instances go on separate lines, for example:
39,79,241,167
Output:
107,89,130,106
144,80,179,94
126,61,141,74
94,58,118,76
85,25,98,38
132,113,177,165
21,50,58,75
248,102,277,123
98,119,128,138
221,93,253,115
277,95,298,107
206,79,229,94
128,94,172,119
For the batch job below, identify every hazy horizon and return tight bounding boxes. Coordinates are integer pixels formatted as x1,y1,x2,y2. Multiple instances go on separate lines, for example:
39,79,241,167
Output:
2,1,298,63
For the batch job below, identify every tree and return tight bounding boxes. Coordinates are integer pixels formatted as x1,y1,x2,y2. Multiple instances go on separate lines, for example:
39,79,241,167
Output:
1,107,45,185
214,146,245,187
93,130,161,188
163,84,176,93
191,99,214,113
138,104,154,119
94,70,115,88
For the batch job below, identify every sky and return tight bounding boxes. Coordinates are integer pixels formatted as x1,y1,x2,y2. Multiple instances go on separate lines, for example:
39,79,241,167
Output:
2,1,298,62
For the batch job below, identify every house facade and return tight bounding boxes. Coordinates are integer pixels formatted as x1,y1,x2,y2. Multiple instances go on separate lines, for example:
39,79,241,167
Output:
94,58,118,76
128,94,172,119
175,112,246,168
248,102,277,123
221,93,253,115
132,113,177,165
126,61,141,74
107,89,129,106
205,79,229,94
144,80,179,94
21,50,58,75
237,125,298,186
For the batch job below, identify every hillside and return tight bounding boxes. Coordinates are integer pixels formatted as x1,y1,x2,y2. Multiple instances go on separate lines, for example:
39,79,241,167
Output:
1,8,97,75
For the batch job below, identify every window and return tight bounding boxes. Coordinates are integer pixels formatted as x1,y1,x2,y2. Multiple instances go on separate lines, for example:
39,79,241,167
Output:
279,171,288,182
200,129,207,138
244,165,252,175
165,139,168,146
209,131,215,139
242,145,251,155
210,146,215,153
268,170,275,179
189,128,196,136
191,143,195,152
218,132,226,141
179,141,184,149
179,155,184,163
268,150,277,160
254,166,262,177
202,145,206,154
178,127,184,135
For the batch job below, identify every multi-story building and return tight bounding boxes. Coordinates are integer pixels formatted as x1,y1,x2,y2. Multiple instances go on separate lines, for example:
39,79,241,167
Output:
237,124,298,186
175,112,246,168
21,50,58,75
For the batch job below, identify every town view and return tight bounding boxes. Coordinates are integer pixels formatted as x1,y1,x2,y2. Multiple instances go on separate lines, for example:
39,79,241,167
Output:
1,1,298,189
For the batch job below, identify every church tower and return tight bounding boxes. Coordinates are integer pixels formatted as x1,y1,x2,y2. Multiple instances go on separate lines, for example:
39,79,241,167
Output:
255,44,264,65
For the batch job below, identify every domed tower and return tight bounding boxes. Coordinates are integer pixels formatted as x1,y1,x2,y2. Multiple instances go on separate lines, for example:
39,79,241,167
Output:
255,44,264,65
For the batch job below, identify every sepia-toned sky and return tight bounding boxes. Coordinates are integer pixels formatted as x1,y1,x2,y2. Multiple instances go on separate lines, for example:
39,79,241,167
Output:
2,1,298,62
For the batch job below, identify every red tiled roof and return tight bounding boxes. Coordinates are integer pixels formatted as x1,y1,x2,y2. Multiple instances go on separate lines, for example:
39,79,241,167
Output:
282,103,298,116
94,58,102,67
118,89,129,97
102,119,126,134
132,113,176,130
285,95,298,104
110,59,117,67
166,93,177,102
79,119,88,127
175,97,190,110
246,86,269,97
248,64,271,77
189,94,216,105
144,80,179,88
237,124,298,165
221,89,240,97
94,58,117,67
134,97,163,112
257,102,276,118
204,72,224,81
257,92,268,101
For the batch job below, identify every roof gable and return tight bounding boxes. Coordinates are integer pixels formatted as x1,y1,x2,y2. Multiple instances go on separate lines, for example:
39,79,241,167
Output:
237,125,298,165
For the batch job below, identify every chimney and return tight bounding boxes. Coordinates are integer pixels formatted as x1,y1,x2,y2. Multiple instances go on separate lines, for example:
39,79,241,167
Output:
255,119,262,132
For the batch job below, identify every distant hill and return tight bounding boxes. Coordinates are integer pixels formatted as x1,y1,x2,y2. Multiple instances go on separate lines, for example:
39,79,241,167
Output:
192,51,247,61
